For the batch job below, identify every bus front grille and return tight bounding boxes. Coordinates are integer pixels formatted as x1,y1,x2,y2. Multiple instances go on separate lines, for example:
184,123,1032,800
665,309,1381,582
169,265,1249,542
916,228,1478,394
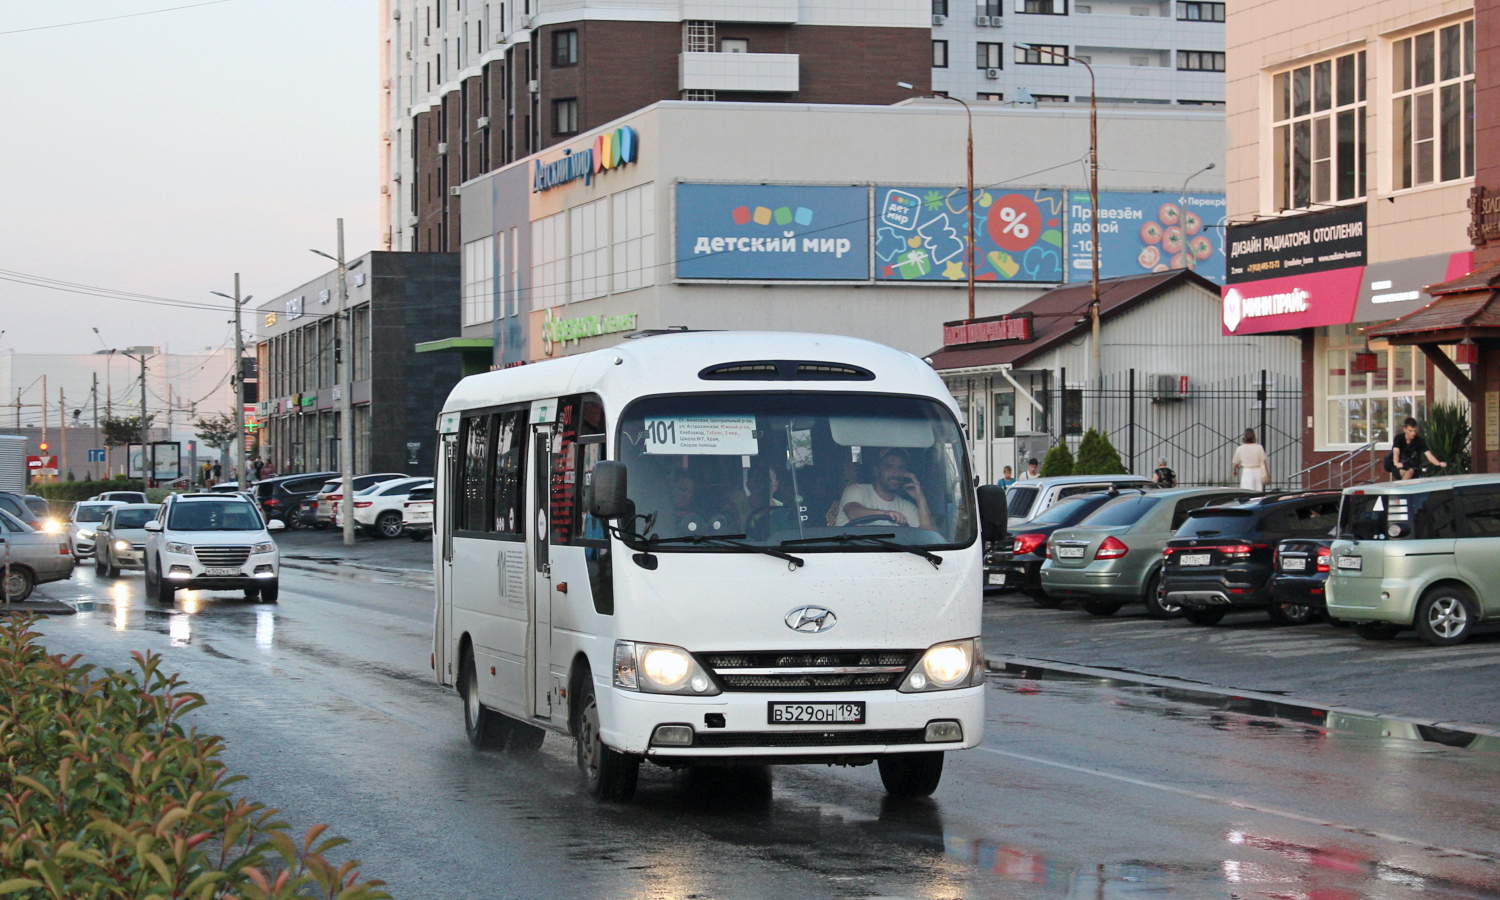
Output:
699,650,920,693
693,728,928,748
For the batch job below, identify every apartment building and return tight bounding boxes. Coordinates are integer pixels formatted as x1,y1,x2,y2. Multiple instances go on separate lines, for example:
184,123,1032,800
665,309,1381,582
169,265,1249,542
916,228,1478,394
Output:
930,0,1225,106
379,0,934,255
1221,1,1477,479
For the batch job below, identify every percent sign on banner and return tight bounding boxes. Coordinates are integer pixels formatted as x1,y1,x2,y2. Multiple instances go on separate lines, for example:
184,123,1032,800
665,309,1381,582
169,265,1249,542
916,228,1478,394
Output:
988,195,1041,254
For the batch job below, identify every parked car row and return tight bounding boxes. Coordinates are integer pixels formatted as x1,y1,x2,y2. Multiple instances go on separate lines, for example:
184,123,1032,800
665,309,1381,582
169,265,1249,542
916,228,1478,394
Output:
996,473,1500,647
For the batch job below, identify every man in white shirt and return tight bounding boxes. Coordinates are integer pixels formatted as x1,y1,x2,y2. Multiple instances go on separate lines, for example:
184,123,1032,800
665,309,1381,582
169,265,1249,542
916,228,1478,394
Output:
835,449,936,530
1017,458,1040,481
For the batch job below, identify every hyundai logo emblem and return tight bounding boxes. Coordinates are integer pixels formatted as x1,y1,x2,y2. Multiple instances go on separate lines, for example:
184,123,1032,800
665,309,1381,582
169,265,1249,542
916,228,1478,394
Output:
785,606,837,633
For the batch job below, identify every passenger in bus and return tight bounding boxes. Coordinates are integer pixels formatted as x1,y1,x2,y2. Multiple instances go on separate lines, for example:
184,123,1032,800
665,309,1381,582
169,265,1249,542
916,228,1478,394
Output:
834,448,936,530
664,471,712,535
730,465,788,538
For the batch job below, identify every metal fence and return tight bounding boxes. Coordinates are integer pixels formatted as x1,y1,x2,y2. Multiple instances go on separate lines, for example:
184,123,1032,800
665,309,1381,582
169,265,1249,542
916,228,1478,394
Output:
1076,369,1303,489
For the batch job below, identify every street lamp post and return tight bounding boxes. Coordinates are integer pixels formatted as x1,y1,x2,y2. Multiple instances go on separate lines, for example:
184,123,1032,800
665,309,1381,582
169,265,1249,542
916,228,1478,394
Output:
312,220,356,547
897,82,976,322
1019,45,1100,427
1179,163,1216,273
212,277,254,491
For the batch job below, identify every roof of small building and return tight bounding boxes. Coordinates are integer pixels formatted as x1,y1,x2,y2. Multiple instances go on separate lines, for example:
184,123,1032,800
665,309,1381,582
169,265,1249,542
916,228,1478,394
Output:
926,268,1218,371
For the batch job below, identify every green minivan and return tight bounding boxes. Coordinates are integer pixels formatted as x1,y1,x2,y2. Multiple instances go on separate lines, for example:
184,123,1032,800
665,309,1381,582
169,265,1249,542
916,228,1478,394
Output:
1326,474,1500,646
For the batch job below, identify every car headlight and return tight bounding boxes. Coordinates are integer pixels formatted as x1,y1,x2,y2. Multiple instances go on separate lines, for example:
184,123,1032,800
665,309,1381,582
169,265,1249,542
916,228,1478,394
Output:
612,641,719,695
114,540,131,551
43,520,63,534
77,529,96,540
899,638,984,692
251,542,276,555
166,542,193,555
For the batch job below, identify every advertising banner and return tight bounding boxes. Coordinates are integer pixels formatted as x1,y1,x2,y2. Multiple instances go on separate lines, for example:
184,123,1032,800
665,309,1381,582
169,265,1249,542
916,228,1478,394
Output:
1220,268,1366,336
1225,204,1366,285
1065,192,1227,284
874,187,1064,284
675,184,870,280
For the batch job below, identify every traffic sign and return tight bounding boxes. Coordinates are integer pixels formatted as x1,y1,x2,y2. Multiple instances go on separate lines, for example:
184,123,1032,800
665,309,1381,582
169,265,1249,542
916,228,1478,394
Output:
26,455,56,475
87,449,106,463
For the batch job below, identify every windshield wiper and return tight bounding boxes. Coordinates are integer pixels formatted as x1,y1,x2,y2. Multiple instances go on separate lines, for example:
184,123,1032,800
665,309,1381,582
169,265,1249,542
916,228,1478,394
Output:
637,532,805,568
780,532,942,568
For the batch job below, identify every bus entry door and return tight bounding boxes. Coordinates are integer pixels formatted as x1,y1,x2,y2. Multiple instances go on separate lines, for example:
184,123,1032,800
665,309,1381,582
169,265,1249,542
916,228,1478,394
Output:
530,423,554,720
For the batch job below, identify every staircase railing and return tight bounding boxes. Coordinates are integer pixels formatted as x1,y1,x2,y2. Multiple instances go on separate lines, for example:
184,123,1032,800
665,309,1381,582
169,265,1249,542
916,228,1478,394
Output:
1276,440,1382,492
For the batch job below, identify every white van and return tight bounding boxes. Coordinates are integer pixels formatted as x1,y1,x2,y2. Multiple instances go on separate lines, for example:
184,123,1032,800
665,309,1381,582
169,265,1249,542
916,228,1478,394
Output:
432,332,1002,801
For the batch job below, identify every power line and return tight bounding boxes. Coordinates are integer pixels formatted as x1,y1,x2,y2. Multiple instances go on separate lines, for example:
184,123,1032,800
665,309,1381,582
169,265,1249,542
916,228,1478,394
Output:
0,0,238,37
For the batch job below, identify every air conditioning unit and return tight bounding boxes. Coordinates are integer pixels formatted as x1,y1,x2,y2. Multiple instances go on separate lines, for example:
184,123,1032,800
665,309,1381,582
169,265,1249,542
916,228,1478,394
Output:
476,116,490,128
392,8,400,19
1150,374,1189,402
423,36,430,45
527,79,540,94
932,14,947,24
380,185,390,194
520,15,533,28
985,67,1000,79
392,172,402,182
449,186,462,196
976,15,991,25
437,142,448,154
406,215,419,227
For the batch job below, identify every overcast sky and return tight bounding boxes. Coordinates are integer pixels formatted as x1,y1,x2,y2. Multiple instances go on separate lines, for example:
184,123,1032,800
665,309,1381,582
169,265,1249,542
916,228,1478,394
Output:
0,0,378,356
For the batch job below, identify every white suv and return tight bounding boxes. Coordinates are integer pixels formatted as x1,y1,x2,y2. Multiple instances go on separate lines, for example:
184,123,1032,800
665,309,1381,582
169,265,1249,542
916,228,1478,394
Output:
143,493,284,604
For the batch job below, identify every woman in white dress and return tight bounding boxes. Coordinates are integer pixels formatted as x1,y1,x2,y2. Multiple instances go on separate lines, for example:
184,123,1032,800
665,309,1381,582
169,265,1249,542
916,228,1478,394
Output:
1232,428,1269,491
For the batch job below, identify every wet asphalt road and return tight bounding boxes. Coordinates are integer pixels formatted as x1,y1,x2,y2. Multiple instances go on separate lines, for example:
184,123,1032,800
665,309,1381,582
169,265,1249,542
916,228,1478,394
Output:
20,558,1500,900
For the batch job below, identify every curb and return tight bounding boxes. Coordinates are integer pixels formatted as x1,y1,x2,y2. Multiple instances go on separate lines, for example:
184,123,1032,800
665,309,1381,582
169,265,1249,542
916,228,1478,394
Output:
1,602,75,617
280,557,434,579
986,654,1500,740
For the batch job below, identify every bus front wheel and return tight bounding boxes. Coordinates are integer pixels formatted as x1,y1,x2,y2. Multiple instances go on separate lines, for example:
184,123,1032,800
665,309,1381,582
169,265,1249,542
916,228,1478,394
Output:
575,681,639,802
878,750,944,797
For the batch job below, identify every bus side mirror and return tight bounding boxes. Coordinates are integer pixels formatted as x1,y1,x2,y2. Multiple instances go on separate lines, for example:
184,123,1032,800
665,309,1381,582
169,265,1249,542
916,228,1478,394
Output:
589,461,629,520
977,485,1008,543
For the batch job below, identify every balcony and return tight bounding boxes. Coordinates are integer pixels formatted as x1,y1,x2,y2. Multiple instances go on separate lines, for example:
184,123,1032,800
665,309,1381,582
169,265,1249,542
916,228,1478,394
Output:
679,51,799,93
681,0,798,23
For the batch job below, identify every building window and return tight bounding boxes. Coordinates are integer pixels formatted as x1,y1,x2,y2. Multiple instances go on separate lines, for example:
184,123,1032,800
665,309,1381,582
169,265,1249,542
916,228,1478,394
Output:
1017,44,1068,65
532,212,567,308
553,98,578,135
993,391,1015,438
1273,50,1367,210
978,92,1004,101
720,38,748,53
612,183,656,294
978,0,1002,16
1321,326,1426,448
552,29,577,66
569,197,609,303
1177,50,1224,72
933,0,949,14
461,235,495,327
682,89,716,101
933,40,949,68
977,42,1003,69
1017,0,1066,13
1033,94,1070,103
1393,20,1475,189
1062,387,1083,435
1177,1,1224,21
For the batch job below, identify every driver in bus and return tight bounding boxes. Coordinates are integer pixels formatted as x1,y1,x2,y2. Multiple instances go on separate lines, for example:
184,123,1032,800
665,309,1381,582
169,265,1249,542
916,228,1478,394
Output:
834,448,935,530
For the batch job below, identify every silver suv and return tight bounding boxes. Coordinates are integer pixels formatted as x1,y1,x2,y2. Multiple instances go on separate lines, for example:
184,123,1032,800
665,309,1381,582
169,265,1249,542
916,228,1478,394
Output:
143,493,284,604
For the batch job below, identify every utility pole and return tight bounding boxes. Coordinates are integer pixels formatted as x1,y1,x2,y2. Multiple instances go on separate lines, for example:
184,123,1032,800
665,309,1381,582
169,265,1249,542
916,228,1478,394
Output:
58,387,66,484
92,373,99,480
233,273,247,488
40,375,47,462
312,221,356,546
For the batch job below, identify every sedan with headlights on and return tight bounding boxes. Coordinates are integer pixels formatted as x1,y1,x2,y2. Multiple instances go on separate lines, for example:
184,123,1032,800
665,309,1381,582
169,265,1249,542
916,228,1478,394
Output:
92,503,159,577
67,500,123,559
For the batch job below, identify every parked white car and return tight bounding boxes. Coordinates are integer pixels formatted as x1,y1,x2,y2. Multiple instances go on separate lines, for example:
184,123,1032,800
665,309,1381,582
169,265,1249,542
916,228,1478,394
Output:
402,484,434,541
67,500,123,558
334,477,432,539
143,493,284,604
92,503,159,576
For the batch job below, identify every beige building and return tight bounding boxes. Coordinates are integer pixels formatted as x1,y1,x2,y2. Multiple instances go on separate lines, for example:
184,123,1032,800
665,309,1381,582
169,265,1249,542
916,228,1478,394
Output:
1224,0,1476,482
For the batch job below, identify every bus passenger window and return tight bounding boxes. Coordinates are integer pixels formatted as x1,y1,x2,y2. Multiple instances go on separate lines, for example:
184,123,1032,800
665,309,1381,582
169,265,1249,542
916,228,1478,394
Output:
492,410,526,536
458,415,491,532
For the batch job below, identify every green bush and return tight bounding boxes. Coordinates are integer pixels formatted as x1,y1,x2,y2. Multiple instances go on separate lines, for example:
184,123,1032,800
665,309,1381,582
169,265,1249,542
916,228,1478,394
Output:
1039,441,1075,477
1425,402,1471,475
1073,429,1128,475
0,615,388,899
30,480,146,503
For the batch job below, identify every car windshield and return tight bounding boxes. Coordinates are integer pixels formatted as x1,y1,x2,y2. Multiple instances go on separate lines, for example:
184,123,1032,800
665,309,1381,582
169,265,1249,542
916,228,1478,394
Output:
1177,508,1256,538
113,509,155,529
616,392,975,549
73,505,111,523
1083,495,1161,528
25,498,50,517
1030,496,1102,527
167,500,262,531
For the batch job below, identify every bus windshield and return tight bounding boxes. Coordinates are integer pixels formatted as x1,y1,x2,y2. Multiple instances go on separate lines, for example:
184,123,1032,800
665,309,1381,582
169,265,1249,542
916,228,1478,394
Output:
617,392,975,549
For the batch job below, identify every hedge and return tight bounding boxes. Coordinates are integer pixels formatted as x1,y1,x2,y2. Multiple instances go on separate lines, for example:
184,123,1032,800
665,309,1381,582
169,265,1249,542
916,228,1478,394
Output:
30,479,146,503
0,615,388,899
1038,442,1075,478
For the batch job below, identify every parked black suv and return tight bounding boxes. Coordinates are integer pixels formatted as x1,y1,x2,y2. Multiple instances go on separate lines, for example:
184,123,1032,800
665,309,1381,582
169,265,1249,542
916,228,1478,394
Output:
1000,489,1149,603
1163,492,1341,626
252,472,336,529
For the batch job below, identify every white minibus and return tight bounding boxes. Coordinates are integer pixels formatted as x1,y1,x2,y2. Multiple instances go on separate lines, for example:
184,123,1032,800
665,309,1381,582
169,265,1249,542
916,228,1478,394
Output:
432,331,1004,801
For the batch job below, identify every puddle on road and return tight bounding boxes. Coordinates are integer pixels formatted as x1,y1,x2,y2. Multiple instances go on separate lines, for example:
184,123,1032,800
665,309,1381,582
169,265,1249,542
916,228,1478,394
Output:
990,666,1500,754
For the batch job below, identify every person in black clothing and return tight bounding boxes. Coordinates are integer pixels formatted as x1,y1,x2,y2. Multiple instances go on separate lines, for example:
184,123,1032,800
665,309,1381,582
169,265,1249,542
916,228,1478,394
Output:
1391,417,1447,480
1151,457,1177,488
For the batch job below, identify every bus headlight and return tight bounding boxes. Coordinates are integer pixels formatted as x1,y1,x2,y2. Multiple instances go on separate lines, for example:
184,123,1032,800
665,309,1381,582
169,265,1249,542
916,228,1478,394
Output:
900,638,984,692
612,641,719,696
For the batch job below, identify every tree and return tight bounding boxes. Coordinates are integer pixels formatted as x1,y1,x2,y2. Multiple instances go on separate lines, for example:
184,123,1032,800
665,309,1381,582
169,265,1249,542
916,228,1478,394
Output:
1074,428,1128,475
100,414,154,448
193,413,238,455
1039,441,1075,477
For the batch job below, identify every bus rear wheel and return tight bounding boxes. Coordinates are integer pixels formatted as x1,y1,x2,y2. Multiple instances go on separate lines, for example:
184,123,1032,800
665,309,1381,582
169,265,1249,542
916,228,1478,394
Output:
575,680,638,802
878,751,944,797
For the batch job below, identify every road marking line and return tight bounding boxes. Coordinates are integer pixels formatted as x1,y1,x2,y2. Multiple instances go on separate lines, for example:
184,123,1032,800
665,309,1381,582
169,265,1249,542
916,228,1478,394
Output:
975,744,1499,864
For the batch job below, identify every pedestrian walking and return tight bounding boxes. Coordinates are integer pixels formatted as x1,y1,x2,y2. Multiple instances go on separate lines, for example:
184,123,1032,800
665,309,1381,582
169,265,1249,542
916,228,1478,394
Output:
997,466,1015,488
1391,417,1448,480
1018,458,1040,481
1151,458,1177,488
212,460,222,482
1232,429,1270,492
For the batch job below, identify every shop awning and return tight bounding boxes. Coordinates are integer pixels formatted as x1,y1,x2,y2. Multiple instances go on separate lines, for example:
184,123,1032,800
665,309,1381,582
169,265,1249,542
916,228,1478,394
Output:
414,337,494,353
1363,259,1500,404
